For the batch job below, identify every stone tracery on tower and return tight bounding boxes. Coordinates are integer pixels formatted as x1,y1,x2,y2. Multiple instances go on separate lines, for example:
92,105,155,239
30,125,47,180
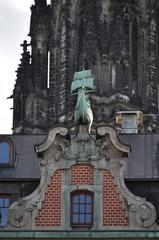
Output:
12,0,159,134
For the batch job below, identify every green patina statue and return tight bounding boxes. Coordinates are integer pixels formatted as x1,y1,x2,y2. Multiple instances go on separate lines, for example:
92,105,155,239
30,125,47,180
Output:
71,69,95,133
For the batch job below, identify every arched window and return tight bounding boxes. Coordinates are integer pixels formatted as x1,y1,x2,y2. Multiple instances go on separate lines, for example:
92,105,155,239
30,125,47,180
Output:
0,142,9,164
70,191,94,226
0,138,14,166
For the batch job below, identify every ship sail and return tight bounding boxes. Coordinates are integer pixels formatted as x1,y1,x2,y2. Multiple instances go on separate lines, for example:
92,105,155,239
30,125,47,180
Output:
71,70,95,93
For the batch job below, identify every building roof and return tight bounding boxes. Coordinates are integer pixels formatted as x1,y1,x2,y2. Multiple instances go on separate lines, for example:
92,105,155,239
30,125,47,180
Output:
120,134,159,179
0,134,45,180
0,133,159,180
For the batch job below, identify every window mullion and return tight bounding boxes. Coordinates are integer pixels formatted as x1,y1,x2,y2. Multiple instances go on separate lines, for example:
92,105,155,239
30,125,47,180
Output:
84,195,86,224
78,201,80,224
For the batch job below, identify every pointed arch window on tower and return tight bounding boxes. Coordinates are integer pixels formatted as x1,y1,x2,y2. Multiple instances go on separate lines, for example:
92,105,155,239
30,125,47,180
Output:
47,50,50,89
132,17,138,96
111,64,116,90
123,12,129,52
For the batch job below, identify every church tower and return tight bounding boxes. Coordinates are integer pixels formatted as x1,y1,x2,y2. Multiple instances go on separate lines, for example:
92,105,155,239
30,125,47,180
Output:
12,0,50,134
12,0,159,133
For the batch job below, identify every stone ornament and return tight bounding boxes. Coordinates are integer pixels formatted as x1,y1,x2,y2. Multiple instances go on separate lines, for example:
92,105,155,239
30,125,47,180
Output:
6,126,157,230
102,0,110,15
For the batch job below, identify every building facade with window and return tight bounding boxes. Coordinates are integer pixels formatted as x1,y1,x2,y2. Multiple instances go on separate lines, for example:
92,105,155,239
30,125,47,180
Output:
1,126,159,239
1,0,159,239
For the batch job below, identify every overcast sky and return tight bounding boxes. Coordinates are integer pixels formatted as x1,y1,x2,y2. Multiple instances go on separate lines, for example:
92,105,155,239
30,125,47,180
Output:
0,0,34,134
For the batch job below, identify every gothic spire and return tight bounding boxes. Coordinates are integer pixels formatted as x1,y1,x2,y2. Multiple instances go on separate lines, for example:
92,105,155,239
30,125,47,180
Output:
20,40,31,69
34,0,47,7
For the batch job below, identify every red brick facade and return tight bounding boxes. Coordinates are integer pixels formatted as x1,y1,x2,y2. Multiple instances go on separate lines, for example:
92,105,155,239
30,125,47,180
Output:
71,164,94,185
35,165,128,228
103,170,128,226
36,170,62,227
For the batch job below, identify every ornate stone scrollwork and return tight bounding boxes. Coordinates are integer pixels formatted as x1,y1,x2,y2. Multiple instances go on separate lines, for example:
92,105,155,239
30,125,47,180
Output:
96,126,130,154
54,144,65,161
135,202,156,228
9,202,30,228
35,127,69,153
119,179,157,229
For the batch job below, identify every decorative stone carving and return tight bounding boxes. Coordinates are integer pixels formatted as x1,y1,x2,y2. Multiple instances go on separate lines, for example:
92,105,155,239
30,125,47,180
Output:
135,203,156,228
9,202,31,229
62,125,113,163
5,125,158,230
35,127,68,154
102,0,110,15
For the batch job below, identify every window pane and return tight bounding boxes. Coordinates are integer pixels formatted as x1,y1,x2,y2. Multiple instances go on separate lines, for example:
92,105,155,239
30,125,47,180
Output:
0,142,9,164
0,199,3,207
86,195,91,203
86,204,91,213
86,214,91,224
73,214,78,224
80,204,85,213
4,199,9,207
73,195,79,203
80,194,85,203
73,204,78,213
0,208,9,227
79,214,85,223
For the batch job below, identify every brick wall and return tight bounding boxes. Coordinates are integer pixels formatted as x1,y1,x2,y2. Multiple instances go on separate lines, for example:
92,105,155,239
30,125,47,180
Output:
35,165,128,228
103,170,128,226
36,170,62,227
71,164,94,185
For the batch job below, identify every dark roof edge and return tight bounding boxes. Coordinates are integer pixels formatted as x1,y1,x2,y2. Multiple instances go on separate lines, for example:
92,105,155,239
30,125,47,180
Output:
0,178,40,182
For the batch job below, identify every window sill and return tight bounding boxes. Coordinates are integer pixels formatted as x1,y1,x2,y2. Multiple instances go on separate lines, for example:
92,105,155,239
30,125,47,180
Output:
71,225,93,230
0,163,14,168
